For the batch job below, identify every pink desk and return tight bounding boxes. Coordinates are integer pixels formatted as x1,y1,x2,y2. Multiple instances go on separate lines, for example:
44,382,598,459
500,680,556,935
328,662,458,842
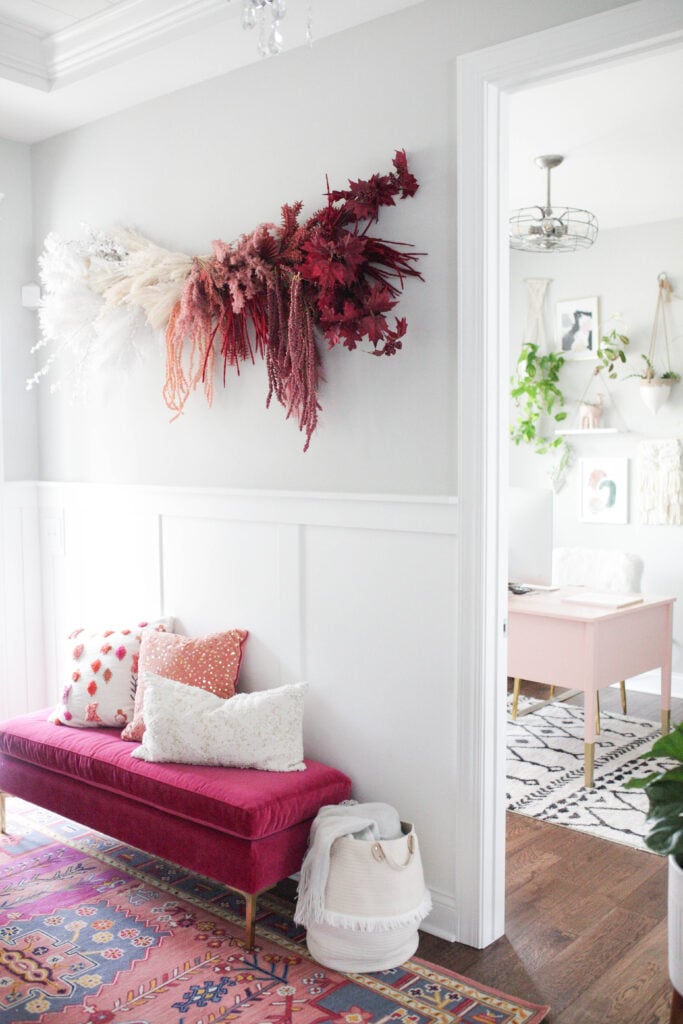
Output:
507,587,675,786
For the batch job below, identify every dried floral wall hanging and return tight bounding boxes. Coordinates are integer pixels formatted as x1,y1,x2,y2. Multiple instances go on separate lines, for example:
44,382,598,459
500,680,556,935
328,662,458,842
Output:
30,151,424,450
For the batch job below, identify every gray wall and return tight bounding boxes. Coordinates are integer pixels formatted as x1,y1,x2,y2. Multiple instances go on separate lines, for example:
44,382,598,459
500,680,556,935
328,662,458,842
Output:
510,218,683,672
0,138,38,481
27,0,630,493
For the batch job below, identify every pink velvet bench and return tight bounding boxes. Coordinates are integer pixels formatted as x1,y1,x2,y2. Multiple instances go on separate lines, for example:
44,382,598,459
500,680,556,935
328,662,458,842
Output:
0,709,351,947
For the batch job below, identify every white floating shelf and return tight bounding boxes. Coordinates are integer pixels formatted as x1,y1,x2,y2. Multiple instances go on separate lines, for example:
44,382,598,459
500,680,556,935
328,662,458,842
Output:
555,428,620,436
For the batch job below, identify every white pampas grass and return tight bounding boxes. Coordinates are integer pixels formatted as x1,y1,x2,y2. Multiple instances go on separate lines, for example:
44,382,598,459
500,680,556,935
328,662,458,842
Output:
30,225,188,396
90,227,195,331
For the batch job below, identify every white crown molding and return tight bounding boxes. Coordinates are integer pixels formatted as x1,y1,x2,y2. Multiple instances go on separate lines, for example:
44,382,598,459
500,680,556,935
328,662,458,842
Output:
46,0,236,89
0,16,49,91
0,0,236,92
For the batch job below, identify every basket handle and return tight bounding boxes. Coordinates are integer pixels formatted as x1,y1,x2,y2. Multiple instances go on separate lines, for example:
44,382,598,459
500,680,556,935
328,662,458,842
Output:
371,832,415,869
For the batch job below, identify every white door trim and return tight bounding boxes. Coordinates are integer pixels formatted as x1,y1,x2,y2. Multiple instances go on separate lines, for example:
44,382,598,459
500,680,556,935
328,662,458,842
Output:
455,0,683,948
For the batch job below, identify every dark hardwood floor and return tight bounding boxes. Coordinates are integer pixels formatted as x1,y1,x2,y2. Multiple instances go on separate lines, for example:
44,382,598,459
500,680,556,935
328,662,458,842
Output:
418,813,671,1023
416,685,683,1023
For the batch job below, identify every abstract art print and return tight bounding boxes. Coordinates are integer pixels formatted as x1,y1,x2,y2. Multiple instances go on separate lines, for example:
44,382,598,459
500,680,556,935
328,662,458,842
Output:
555,296,599,360
579,457,628,523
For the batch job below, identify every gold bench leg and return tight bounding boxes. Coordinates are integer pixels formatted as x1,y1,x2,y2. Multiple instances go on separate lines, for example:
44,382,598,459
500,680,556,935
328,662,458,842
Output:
663,709,672,735
549,685,556,699
584,742,595,788
511,678,521,720
244,892,257,950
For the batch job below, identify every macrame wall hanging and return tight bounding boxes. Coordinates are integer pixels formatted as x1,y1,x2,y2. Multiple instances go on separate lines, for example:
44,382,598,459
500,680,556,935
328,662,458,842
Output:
28,151,424,450
522,278,550,345
637,438,683,525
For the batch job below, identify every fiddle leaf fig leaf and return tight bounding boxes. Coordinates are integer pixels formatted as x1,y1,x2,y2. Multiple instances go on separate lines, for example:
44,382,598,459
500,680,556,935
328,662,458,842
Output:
624,721,683,864
643,724,683,763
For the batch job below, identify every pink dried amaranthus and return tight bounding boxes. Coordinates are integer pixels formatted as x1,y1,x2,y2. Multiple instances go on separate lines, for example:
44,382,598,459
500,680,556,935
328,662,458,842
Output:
164,150,423,449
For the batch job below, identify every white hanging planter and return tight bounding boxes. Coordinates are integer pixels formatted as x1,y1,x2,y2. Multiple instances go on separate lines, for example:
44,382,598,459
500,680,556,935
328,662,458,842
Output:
637,274,679,414
640,378,672,414
669,856,683,998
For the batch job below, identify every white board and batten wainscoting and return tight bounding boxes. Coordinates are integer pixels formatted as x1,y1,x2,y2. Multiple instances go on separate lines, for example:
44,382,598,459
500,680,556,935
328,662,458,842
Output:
1,480,460,941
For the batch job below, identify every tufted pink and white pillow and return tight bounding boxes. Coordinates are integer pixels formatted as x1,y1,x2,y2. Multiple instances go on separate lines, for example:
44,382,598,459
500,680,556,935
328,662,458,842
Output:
120,627,248,742
51,618,174,729
131,674,307,771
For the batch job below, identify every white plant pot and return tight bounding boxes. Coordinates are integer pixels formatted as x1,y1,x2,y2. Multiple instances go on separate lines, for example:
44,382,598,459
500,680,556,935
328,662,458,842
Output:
670,856,683,995
640,379,672,414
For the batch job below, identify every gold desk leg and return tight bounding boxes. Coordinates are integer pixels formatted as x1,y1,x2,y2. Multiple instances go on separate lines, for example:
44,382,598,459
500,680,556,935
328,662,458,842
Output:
511,678,521,720
244,893,257,950
595,692,601,736
584,742,595,788
663,709,671,736
549,685,556,700
620,680,627,714
0,793,5,834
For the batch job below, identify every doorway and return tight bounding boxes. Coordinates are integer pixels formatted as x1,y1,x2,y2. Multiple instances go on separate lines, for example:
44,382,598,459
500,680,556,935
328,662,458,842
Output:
454,0,683,949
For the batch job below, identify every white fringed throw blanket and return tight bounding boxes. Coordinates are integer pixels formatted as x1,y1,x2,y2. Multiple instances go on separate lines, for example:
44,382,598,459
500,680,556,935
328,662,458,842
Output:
294,802,403,928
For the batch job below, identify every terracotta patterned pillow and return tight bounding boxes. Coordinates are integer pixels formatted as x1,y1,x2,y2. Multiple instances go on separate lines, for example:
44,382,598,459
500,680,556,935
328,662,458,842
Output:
51,618,174,728
120,627,248,741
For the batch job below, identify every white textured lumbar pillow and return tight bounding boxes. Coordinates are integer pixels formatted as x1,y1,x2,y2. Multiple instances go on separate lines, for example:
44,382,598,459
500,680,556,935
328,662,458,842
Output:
131,674,307,771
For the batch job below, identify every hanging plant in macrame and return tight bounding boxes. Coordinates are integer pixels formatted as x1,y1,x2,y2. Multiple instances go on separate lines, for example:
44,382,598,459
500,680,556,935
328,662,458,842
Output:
30,151,424,450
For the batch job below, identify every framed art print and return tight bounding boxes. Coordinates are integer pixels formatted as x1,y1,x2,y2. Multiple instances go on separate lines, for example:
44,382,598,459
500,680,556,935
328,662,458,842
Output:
579,457,628,524
555,296,599,360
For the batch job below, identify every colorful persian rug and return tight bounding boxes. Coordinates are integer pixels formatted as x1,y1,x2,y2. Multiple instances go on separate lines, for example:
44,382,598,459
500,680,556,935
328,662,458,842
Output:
507,697,673,851
0,799,548,1024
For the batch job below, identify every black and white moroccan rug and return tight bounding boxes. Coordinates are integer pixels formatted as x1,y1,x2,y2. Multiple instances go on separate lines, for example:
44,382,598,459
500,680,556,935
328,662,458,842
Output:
506,697,672,852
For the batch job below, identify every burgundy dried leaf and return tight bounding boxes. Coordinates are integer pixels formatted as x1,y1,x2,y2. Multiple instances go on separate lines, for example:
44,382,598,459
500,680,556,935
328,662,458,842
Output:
392,148,419,198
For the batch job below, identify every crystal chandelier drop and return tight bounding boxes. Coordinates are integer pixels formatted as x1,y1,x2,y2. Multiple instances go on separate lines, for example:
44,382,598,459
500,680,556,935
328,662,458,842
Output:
241,0,313,57
509,155,598,253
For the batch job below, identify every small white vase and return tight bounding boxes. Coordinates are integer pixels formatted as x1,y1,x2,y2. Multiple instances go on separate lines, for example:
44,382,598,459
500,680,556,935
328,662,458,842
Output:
640,379,672,414
670,856,683,996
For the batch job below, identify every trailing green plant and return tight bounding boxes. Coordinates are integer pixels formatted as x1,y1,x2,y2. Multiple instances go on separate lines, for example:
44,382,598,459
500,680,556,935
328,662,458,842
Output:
595,328,629,379
510,342,567,453
625,721,683,867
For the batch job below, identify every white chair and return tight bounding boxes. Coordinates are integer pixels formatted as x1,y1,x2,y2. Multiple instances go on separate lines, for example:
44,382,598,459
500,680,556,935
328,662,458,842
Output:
552,547,644,596
511,547,644,723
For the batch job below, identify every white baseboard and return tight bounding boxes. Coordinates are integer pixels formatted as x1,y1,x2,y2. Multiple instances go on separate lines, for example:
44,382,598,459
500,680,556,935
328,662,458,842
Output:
419,889,458,942
620,670,683,700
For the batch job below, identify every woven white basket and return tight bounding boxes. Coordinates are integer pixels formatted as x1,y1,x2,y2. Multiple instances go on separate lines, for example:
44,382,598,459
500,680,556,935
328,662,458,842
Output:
306,919,419,973
322,823,429,926
305,822,431,971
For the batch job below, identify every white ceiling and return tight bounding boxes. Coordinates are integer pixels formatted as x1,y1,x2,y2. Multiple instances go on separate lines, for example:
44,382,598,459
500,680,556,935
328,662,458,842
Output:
0,0,125,35
0,2,682,232
0,0,426,143
508,44,683,233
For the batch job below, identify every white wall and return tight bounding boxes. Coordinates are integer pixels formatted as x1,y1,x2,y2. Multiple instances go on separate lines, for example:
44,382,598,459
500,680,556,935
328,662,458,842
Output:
4,480,457,938
0,139,40,706
510,218,683,677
